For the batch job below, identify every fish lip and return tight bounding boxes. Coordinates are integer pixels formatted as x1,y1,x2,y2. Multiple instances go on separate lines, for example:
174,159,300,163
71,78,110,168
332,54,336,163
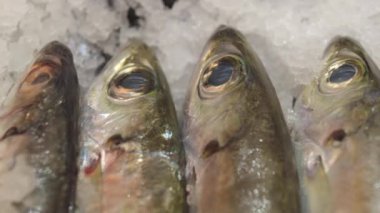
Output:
0,126,27,141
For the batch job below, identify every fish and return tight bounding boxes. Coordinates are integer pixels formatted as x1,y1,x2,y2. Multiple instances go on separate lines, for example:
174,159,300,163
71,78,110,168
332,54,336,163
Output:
293,36,380,213
77,40,186,213
0,41,79,213
182,25,301,213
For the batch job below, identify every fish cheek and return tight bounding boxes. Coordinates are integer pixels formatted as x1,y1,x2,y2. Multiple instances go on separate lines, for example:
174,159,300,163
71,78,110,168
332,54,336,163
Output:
200,107,245,158
0,134,30,172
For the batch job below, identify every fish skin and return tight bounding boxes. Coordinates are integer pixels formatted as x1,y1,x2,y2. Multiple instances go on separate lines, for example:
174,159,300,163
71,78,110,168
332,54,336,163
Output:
293,36,380,213
77,40,186,213
183,25,301,213
0,41,79,213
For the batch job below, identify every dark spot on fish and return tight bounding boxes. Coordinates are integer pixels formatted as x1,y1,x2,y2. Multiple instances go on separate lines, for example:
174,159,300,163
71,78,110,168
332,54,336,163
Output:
206,59,234,86
116,70,155,93
192,166,197,183
1,127,25,140
326,129,346,147
162,0,177,9
95,51,112,76
107,0,114,8
107,134,137,147
31,72,50,84
330,129,346,141
127,7,142,28
202,140,220,158
329,64,356,83
292,96,297,109
108,134,125,145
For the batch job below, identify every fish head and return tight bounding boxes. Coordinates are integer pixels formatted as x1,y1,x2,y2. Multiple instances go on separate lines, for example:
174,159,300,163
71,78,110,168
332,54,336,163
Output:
295,37,380,170
0,41,77,171
82,40,177,174
295,37,380,211
184,25,280,158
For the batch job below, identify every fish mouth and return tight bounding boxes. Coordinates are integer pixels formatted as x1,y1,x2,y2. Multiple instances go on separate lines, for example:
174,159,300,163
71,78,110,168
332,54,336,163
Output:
82,134,142,175
0,126,27,141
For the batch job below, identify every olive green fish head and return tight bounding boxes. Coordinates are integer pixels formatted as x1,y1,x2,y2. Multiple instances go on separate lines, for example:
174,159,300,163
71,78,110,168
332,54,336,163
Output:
295,37,380,212
184,25,281,157
82,39,179,173
0,41,78,171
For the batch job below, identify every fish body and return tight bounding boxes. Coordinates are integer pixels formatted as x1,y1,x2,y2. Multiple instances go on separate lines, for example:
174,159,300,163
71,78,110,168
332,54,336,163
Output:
0,41,79,213
77,40,185,213
183,26,300,213
294,37,380,213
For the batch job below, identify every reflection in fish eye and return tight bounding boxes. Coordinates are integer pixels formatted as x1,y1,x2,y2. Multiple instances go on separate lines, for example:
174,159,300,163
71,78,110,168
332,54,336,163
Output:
328,64,356,83
206,59,234,86
32,72,51,85
116,71,154,93
109,69,155,99
203,56,243,90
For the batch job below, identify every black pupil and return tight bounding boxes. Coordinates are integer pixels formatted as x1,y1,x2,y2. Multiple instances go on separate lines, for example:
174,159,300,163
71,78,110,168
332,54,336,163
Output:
206,59,235,86
117,71,154,92
32,73,50,85
329,64,356,83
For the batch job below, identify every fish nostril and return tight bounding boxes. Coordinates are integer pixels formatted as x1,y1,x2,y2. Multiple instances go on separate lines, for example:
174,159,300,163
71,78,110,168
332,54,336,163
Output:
202,140,220,158
326,129,346,147
107,134,125,145
1,127,19,140
330,129,346,141
105,134,137,148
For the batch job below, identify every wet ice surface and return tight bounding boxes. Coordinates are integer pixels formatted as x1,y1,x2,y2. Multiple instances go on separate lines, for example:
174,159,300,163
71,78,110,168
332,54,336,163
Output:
1,0,380,122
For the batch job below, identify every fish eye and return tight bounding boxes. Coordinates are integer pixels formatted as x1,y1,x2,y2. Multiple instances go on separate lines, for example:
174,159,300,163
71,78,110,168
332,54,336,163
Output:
319,58,367,93
199,55,244,98
19,64,56,93
205,59,235,86
328,64,357,84
108,68,155,100
25,65,54,85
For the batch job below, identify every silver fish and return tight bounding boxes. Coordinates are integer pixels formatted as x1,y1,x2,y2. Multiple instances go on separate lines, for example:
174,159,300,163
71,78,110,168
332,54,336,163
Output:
294,36,380,213
77,40,186,213
183,26,300,213
0,41,79,213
